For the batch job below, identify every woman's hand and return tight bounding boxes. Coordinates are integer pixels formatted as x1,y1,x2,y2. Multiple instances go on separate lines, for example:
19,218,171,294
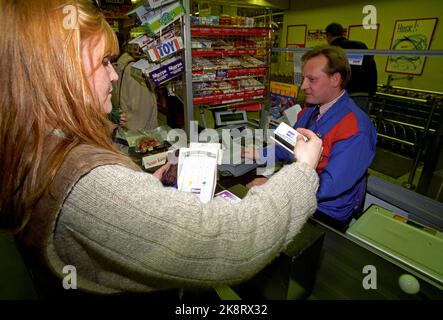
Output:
153,163,171,180
246,177,269,189
293,128,322,169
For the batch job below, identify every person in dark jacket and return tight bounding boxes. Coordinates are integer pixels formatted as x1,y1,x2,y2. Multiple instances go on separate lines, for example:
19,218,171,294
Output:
325,22,377,113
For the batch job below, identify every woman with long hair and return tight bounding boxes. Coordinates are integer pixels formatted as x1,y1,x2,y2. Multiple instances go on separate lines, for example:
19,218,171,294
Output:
0,0,322,296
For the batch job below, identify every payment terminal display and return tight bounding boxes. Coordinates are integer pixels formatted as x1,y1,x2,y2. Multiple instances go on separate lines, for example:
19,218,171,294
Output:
214,110,248,127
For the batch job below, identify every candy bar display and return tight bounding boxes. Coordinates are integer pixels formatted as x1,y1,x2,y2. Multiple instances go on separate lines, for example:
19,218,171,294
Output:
124,1,185,88
128,1,184,35
147,36,184,62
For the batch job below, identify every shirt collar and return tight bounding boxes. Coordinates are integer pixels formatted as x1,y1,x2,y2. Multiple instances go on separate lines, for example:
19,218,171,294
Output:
318,90,345,118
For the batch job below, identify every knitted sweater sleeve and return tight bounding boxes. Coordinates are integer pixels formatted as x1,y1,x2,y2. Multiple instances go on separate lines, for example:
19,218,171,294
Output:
54,161,318,292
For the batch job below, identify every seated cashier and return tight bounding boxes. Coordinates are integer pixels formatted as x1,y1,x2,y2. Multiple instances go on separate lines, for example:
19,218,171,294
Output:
245,45,377,230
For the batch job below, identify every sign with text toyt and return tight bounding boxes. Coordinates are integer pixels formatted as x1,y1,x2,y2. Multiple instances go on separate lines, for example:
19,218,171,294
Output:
386,18,438,75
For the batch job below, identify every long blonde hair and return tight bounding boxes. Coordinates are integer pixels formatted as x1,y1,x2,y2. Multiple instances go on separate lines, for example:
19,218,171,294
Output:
0,0,123,233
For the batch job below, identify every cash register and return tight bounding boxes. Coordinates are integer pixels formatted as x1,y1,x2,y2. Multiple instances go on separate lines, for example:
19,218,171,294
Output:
213,110,260,177
214,110,250,137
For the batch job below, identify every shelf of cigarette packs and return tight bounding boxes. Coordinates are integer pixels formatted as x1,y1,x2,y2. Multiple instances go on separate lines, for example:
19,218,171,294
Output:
190,22,271,107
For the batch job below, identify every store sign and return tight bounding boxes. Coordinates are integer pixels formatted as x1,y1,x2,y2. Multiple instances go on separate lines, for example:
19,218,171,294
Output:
147,36,184,62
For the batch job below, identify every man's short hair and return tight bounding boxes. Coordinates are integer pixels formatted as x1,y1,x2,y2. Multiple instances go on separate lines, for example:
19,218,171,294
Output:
325,23,344,37
302,45,351,89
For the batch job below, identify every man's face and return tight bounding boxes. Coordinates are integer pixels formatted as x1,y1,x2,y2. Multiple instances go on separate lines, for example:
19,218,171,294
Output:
301,55,341,105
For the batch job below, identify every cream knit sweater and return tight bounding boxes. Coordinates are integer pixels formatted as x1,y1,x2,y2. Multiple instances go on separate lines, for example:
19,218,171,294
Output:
54,161,318,294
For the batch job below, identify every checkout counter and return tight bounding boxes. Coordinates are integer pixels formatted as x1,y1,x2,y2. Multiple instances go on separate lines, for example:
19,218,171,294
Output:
102,129,443,299
3,123,441,300
215,169,443,300
3,143,441,300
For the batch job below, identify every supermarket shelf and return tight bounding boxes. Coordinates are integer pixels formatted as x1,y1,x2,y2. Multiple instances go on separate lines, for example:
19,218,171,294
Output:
192,49,257,57
191,26,270,37
192,75,266,82
193,89,265,106
199,101,262,112
192,67,268,81
180,2,273,132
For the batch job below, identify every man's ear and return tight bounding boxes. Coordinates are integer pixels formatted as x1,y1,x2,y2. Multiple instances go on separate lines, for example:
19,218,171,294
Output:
331,72,342,88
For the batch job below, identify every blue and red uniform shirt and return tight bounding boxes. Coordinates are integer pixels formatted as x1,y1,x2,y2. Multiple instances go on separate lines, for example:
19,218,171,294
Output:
262,92,377,223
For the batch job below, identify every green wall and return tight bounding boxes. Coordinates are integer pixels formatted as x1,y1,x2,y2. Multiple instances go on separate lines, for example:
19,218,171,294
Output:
277,0,443,91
